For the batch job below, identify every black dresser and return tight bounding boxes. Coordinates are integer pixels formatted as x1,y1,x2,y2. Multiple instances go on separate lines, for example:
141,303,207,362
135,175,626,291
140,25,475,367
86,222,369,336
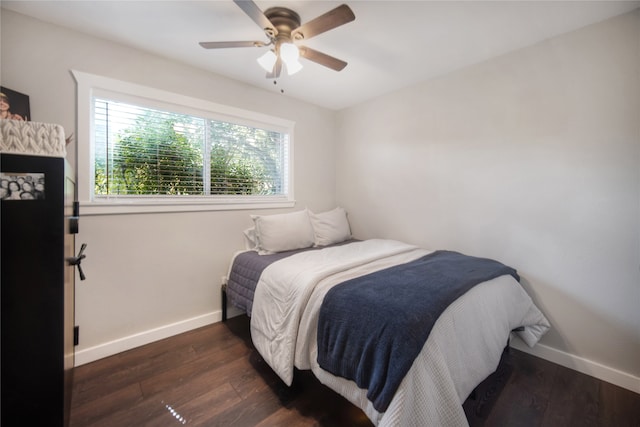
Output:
1,120,76,427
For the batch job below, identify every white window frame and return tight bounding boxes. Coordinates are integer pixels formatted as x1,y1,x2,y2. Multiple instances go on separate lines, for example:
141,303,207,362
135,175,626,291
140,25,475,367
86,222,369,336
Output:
72,70,295,215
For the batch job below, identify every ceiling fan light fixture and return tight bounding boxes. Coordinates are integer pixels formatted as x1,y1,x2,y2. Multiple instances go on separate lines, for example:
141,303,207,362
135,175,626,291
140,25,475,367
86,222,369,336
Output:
280,42,303,75
257,49,277,72
285,59,303,75
280,42,299,63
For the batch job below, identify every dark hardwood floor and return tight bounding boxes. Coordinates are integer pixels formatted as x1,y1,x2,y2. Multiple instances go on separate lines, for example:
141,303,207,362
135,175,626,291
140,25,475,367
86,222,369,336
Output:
70,315,640,427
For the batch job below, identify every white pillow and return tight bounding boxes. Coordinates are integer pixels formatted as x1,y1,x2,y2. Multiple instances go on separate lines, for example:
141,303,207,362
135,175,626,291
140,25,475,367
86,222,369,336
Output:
242,227,258,250
251,209,315,254
309,207,352,246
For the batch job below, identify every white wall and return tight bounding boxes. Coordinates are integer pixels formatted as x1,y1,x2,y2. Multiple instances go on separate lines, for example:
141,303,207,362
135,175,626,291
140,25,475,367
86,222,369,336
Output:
336,10,640,392
1,9,338,364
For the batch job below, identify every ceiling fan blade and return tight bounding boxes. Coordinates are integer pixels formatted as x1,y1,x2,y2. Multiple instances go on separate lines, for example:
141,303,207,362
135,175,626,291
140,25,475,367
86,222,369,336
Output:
233,0,277,36
199,41,265,49
299,46,348,71
266,56,282,79
292,4,355,41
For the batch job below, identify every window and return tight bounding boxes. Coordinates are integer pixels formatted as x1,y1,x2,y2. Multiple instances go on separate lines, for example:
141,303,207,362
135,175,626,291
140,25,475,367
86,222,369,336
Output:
73,71,295,215
94,99,288,197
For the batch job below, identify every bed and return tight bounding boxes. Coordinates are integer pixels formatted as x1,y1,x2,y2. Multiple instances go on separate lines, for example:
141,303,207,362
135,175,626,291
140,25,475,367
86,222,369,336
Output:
223,208,550,427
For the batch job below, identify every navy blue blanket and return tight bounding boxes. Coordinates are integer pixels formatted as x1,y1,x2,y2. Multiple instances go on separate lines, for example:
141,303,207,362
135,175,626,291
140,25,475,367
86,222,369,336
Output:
316,250,519,412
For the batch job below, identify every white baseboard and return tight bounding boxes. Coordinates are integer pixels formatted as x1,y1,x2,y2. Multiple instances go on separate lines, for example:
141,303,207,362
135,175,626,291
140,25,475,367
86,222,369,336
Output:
74,311,222,366
510,339,640,394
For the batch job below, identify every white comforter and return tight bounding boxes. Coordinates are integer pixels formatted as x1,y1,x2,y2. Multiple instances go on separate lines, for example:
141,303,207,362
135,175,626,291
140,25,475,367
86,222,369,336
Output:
250,239,549,426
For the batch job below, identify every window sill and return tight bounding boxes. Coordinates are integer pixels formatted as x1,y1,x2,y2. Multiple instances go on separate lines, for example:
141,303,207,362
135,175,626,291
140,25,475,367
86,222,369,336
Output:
79,197,296,216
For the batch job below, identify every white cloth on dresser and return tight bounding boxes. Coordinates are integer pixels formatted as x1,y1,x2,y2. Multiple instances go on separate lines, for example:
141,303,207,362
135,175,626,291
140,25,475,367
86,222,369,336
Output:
0,119,66,157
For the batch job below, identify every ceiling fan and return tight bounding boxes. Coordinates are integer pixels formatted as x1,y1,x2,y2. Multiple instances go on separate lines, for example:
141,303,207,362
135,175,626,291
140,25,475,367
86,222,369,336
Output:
199,0,355,78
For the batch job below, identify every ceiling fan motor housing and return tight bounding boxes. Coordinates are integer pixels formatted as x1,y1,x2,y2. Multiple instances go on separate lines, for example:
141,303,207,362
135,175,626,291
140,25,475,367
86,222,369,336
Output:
264,7,302,44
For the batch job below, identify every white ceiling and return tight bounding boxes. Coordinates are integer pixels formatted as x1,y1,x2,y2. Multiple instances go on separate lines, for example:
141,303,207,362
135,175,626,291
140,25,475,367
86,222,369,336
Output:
2,0,638,110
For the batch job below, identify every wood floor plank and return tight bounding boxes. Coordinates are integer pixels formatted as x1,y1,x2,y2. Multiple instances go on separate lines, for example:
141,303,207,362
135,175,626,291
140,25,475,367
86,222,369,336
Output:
254,407,320,427
72,345,200,408
597,381,640,427
481,349,554,426
484,379,549,427
138,341,250,397
200,387,284,427
541,366,600,426
83,393,177,427
228,351,284,400
70,383,144,427
144,383,241,427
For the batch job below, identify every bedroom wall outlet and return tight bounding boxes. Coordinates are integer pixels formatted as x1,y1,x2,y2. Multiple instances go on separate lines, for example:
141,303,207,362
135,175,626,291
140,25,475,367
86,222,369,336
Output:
221,275,227,285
